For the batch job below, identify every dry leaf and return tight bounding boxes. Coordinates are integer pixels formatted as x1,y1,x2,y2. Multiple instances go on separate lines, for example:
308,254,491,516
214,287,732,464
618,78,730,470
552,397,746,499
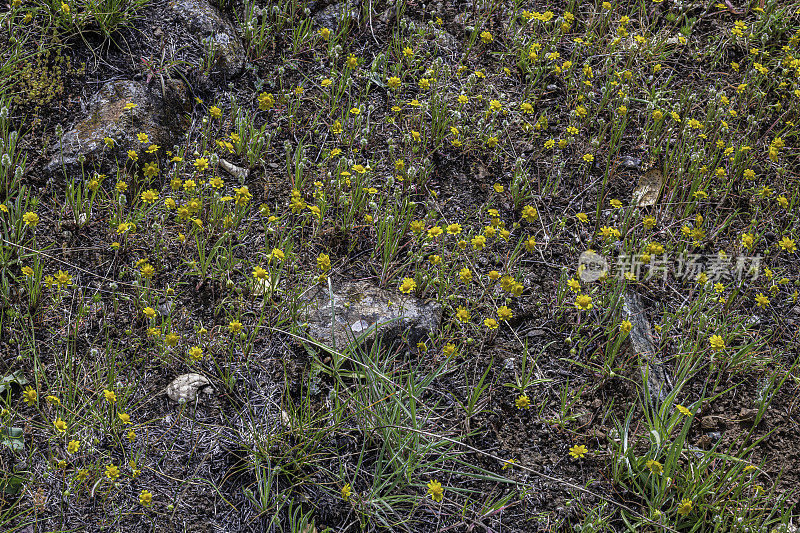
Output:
632,169,663,207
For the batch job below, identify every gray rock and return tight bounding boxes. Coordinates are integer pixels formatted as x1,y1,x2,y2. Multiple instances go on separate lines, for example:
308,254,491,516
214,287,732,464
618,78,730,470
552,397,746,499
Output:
157,300,173,316
433,28,460,50
619,155,642,170
622,291,671,403
313,1,357,30
301,280,441,350
47,79,189,174
405,19,460,51
168,0,245,77
166,373,213,403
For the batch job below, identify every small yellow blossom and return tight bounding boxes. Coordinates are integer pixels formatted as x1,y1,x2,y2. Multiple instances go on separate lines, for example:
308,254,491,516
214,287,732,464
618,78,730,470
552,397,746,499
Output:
53,417,67,433
778,236,797,252
22,211,39,227
269,248,285,263
252,266,268,280
427,480,444,502
569,444,588,459
105,464,120,480
54,270,72,287
257,92,275,110
515,394,531,409
139,490,153,506
755,293,770,307
194,158,209,171
442,343,458,358
709,335,725,352
188,346,203,362
575,294,593,311
677,499,693,517
399,277,416,294
646,459,663,475
522,205,538,222
140,189,159,204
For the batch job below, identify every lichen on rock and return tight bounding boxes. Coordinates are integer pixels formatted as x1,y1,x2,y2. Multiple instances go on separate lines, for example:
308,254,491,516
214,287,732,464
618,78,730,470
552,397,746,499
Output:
300,280,441,351
47,79,189,175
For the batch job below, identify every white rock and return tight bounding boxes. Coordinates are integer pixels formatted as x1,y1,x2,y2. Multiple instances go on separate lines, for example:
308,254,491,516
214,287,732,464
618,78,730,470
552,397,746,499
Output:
166,373,213,403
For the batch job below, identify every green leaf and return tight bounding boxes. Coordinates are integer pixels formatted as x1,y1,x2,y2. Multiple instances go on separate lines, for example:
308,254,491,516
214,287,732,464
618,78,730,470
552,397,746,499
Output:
367,74,386,88
1,427,24,451
0,474,25,495
0,371,27,396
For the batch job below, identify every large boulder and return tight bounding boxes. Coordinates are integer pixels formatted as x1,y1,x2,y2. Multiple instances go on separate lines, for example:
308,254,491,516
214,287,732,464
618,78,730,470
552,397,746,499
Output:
301,280,441,351
167,0,245,78
47,79,189,174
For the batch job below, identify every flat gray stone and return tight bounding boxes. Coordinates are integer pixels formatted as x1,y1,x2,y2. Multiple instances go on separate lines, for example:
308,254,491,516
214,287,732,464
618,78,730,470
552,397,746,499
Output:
47,79,189,174
168,0,245,77
301,281,441,351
